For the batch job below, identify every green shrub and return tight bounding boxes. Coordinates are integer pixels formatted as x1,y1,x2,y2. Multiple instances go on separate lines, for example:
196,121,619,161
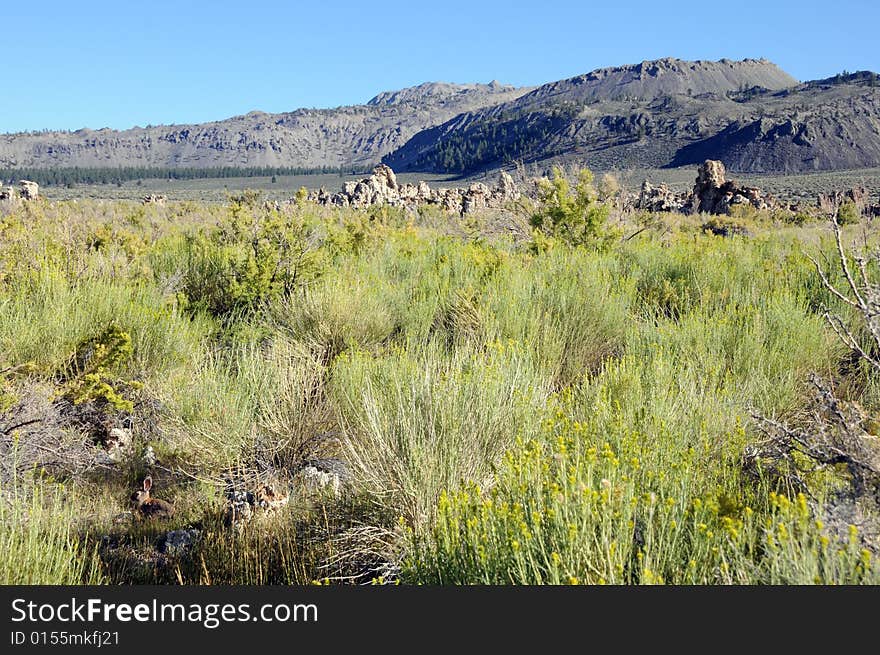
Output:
0,269,205,381
836,201,861,225
484,248,629,387
403,430,877,584
530,167,619,250
60,324,139,412
784,211,813,226
178,210,324,318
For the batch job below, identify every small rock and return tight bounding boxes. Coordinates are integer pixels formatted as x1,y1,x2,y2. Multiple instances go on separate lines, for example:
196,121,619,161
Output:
105,427,133,463
295,458,350,499
156,528,201,557
223,488,255,527
112,510,135,525
256,482,290,514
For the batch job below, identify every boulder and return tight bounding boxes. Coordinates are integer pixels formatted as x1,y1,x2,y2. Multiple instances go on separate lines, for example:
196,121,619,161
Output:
142,445,157,466
371,163,398,191
255,481,290,514
438,188,464,213
416,180,433,202
294,457,350,499
223,489,255,527
222,476,291,527
462,183,490,214
495,170,520,203
0,181,40,202
698,160,726,189
105,427,133,463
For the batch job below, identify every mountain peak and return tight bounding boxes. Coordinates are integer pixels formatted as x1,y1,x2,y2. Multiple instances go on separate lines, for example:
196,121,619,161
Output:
540,57,798,101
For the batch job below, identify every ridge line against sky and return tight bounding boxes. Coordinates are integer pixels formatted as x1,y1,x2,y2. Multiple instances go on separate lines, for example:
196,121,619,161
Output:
2,0,878,133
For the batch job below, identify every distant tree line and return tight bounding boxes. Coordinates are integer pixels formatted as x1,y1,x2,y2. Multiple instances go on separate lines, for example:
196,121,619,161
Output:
391,104,578,174
0,165,358,187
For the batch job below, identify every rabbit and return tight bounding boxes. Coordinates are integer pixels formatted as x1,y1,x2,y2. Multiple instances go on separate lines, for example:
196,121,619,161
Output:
130,475,175,519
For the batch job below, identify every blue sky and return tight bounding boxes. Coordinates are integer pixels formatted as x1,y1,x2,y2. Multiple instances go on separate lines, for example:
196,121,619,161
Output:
3,0,878,133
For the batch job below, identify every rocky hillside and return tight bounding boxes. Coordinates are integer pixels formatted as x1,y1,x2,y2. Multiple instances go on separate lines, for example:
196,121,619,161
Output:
384,62,880,175
0,82,528,170
668,73,880,172
5,59,880,175
507,58,798,104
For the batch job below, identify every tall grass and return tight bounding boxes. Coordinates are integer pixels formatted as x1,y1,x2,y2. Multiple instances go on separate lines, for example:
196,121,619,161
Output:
331,339,549,527
0,480,105,584
0,267,206,381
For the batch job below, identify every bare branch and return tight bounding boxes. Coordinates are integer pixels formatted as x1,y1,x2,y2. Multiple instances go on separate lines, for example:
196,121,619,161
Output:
808,254,859,310
833,218,868,310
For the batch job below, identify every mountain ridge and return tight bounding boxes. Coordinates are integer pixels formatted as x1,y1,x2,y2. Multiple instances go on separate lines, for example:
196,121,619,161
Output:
0,82,528,170
383,61,880,175
4,58,880,175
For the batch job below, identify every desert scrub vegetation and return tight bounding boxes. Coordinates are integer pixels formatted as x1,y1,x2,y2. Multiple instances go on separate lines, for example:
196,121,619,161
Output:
0,475,105,584
1,189,879,585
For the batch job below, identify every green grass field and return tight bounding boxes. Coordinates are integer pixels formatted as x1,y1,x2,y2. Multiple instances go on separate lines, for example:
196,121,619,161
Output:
1,180,879,585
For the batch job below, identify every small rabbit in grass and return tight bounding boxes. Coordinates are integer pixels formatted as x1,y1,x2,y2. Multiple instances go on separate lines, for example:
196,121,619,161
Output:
131,476,175,519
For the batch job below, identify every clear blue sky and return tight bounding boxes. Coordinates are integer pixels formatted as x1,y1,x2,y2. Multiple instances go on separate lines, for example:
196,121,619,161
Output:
3,0,878,133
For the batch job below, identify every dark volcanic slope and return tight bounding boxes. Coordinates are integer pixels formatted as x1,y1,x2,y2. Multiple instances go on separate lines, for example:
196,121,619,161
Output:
384,61,880,175
669,74,880,172
0,82,529,169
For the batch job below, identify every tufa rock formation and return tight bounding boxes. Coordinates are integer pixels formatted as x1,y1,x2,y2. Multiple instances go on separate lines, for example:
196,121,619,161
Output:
19,180,39,200
816,187,880,217
306,164,521,215
687,160,771,214
309,161,780,218
634,160,774,216
0,179,40,202
818,187,868,214
635,180,688,213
